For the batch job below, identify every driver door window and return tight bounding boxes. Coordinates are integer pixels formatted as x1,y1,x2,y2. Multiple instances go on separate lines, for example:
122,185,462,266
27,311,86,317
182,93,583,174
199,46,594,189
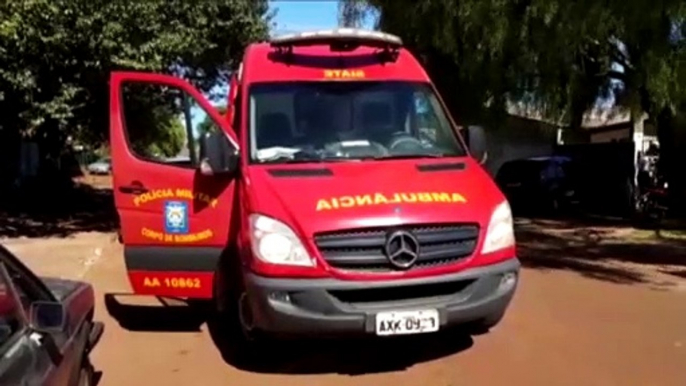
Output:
0,247,52,316
0,261,41,386
0,263,26,351
121,83,223,169
0,262,53,386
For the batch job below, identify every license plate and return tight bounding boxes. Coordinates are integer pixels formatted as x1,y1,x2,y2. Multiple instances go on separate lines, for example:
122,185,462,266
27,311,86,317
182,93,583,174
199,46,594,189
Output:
375,309,440,336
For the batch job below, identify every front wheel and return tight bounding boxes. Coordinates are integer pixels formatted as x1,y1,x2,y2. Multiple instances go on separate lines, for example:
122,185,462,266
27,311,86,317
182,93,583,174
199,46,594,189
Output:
211,265,276,368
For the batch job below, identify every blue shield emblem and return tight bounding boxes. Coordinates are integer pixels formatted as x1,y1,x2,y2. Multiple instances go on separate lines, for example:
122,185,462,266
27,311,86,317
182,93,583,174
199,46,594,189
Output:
164,201,189,234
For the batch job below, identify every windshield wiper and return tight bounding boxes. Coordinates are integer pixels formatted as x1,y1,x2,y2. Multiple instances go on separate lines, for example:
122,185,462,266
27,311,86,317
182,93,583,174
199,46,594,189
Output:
258,155,322,164
372,153,446,161
257,152,360,164
274,157,362,164
259,151,446,164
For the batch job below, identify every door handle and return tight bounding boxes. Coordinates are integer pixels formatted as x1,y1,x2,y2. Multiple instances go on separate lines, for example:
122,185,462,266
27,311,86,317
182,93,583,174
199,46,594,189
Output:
118,181,148,195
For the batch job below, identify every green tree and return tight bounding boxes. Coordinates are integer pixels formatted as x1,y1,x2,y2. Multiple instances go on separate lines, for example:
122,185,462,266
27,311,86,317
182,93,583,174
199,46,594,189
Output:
338,0,368,28
0,0,271,171
197,105,228,138
340,0,686,203
147,119,186,158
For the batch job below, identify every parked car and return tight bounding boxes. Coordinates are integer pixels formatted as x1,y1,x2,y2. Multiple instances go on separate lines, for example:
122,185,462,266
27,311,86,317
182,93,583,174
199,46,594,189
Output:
86,158,111,175
0,244,103,386
495,156,580,215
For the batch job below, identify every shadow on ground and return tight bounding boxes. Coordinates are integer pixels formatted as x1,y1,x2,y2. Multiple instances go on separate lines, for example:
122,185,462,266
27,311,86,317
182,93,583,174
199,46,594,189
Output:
516,215,686,285
206,317,473,375
104,294,206,332
104,293,474,375
93,371,103,386
0,178,117,238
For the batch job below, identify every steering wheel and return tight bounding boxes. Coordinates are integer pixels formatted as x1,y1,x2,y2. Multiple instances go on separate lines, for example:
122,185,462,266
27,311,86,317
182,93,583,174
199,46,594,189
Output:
323,139,389,158
387,132,426,153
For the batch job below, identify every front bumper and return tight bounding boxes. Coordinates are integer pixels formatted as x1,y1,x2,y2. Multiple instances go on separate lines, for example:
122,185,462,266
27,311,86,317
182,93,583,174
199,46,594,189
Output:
243,258,520,337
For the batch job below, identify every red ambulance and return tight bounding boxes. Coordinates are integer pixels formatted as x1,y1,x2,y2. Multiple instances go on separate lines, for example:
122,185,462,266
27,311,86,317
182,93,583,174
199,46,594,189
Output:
109,29,519,347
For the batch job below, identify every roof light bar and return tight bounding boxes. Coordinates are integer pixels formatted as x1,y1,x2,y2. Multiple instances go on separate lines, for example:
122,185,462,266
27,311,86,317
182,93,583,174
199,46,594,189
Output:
269,28,403,50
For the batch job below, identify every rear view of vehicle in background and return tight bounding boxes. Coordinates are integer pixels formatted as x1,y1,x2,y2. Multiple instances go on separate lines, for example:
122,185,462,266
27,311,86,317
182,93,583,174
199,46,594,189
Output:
496,156,580,215
108,28,520,355
86,157,111,175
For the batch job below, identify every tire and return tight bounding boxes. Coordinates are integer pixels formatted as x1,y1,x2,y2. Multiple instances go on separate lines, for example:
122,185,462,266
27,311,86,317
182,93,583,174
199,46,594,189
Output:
211,262,276,368
77,358,95,386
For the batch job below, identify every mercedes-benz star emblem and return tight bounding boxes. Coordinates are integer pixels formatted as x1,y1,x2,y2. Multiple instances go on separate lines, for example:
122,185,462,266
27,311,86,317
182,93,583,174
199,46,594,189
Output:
384,230,420,269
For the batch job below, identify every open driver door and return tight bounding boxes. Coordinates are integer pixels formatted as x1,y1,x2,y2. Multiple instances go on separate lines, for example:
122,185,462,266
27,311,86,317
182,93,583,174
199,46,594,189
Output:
109,72,239,299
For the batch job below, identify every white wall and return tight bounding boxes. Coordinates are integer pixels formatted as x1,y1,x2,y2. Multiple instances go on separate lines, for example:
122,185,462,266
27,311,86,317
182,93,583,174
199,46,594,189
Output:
590,128,632,143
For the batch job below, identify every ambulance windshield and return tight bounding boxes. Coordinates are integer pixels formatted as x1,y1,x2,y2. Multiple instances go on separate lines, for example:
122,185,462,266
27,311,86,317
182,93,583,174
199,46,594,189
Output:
248,81,467,163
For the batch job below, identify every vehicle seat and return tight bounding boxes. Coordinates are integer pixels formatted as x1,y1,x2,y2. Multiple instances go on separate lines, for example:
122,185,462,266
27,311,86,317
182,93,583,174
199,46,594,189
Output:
361,102,395,144
258,112,293,148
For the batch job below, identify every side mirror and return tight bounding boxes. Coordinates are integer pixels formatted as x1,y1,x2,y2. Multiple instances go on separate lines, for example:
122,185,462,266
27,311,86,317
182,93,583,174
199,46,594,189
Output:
29,301,66,332
466,125,488,165
29,301,65,366
198,132,239,176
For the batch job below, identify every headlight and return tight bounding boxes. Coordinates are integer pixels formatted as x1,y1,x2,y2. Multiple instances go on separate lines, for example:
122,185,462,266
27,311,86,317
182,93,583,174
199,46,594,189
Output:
481,201,515,254
249,214,315,267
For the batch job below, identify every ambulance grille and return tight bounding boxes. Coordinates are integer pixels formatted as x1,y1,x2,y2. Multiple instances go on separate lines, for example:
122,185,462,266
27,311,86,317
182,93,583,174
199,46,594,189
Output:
313,224,479,272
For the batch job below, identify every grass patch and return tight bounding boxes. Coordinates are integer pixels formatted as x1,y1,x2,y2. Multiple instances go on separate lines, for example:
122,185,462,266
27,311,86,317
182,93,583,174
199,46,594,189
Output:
627,228,686,242
657,229,686,240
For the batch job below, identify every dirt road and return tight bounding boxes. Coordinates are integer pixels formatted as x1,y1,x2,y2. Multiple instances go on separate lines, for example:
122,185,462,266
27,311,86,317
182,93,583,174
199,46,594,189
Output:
8,231,686,386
